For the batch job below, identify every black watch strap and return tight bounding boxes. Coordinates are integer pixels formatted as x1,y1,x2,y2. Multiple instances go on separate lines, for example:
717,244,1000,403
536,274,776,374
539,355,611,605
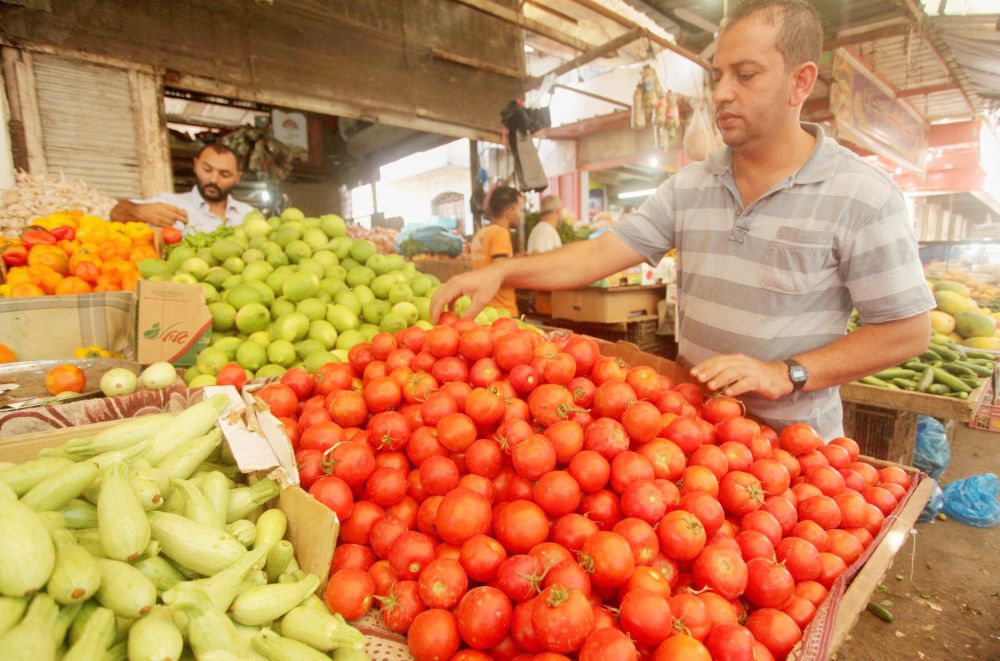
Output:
784,358,808,392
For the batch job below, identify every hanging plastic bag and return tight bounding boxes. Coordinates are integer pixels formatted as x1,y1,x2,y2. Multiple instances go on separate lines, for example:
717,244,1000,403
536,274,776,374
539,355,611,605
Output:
918,482,944,523
940,473,1000,528
683,100,714,161
913,416,950,480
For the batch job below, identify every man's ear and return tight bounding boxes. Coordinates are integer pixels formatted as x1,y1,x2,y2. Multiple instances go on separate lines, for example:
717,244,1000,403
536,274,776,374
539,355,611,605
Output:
790,61,818,107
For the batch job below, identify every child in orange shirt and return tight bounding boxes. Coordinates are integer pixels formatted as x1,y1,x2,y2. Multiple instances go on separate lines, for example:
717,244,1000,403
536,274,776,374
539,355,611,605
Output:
469,186,522,316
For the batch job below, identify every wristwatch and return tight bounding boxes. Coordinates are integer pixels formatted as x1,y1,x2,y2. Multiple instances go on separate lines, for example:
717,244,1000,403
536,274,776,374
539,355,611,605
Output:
784,359,808,392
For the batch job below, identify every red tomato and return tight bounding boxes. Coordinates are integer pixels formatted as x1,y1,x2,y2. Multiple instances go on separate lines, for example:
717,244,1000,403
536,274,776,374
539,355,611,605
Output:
364,376,402,413
761,495,798,537
791,519,830,552
816,552,848,588
749,459,791,496
692,546,748,599
431,356,469,384
435,487,492,546
805,465,846,497
680,465,720,498
551,514,599,552
295,449,326,491
657,509,707,562
779,422,822,456
705,624,756,661
348,343,375,374
578,489,622,531
689,444,729,480
740,509,782,546
414,556,466,610
638,438,686,481
457,586,512,649
402,371,438,404
256,384,298,418
527,384,577,428
591,356,628,385
579,627,638,661
340,500,384,545
619,480,667,525
279,367,314,400
818,443,852,470
407,609,461,661
419,455,460,496
581,531,635,588
744,608,802,660
327,390,368,427
669,592,712,641
609,451,654,494
799,495,843,529
826,528,864,566
662,416,706,455
716,416,759,445
389,531,436,580
736,530,774,561
830,436,861,462
495,554,543,603
512,434,558,481
380,579,426,633
216,363,247,390
437,412,477,453
299,421,346,454
626,365,664,401
612,517,659,566
533,471,582,517
718,471,765,516
701,396,743,424
494,499,549,554
562,336,600,377
460,534,507,583
619,588,672,647
699,591,740,629
324,567,373,621
744,557,795,609
532,585,595,653
568,450,610,493
314,362,354,396
309,475,354,521
365,467,407,507
592,381,637,421
332,543,375,573
795,580,829,607
368,559,397,597
543,420,585,466
651,634,712,661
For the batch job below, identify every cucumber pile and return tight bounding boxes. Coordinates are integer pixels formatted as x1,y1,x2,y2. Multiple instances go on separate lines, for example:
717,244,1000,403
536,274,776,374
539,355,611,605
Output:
0,394,367,661
858,337,996,398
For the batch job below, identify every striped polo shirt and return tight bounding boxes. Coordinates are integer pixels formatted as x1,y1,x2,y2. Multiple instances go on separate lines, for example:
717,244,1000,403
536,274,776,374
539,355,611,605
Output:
611,123,934,439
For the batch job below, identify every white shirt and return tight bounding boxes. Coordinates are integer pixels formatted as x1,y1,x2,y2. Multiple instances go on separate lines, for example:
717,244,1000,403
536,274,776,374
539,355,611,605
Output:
527,221,562,254
133,186,255,235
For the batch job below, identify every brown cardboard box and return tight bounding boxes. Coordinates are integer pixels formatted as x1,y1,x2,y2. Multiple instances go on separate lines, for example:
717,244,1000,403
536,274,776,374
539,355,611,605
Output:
551,286,664,324
134,280,212,366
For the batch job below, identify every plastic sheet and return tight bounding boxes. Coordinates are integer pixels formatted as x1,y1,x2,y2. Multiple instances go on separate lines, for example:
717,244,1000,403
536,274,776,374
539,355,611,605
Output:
941,473,1000,527
914,415,950,480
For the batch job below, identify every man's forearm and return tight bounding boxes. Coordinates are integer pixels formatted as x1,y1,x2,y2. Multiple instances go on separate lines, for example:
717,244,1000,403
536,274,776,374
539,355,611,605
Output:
498,232,644,290
796,312,931,392
109,200,139,224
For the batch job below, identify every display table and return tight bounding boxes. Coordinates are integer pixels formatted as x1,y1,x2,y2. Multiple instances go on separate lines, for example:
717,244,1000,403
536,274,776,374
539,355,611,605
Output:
839,381,988,465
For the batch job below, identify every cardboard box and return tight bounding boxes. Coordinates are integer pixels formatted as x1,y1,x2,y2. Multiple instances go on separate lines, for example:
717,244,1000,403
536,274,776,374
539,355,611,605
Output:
134,280,212,366
551,286,663,323
0,292,134,361
588,265,642,288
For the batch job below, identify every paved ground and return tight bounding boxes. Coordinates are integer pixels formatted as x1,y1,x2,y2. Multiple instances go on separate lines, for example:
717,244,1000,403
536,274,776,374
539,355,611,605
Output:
836,425,1000,661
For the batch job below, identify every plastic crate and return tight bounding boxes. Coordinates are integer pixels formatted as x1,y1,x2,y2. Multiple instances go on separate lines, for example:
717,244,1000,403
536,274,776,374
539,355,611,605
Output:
969,382,1000,432
841,401,919,465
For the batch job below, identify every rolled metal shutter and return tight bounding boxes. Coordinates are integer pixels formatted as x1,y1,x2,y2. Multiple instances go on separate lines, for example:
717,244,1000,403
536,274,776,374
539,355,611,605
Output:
32,53,142,199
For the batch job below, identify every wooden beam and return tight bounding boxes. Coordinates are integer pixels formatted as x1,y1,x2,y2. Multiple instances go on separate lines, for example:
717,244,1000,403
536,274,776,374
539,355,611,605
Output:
525,27,645,91
898,82,958,98
525,0,578,25
552,83,631,108
567,0,633,27
823,23,910,51
450,0,592,52
432,48,527,80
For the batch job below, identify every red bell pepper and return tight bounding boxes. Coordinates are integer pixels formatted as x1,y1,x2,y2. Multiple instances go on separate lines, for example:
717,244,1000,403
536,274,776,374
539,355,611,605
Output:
49,226,76,241
20,228,58,250
1,244,28,267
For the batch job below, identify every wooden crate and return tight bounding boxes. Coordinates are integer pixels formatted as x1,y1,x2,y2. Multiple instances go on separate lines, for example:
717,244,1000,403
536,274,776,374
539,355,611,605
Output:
841,402,920,465
840,380,987,422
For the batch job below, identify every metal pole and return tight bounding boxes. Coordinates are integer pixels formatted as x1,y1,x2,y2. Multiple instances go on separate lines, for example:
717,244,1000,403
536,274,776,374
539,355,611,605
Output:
470,139,482,233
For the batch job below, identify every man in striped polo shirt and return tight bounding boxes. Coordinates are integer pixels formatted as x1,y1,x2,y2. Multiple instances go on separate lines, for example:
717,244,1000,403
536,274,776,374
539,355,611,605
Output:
431,0,933,440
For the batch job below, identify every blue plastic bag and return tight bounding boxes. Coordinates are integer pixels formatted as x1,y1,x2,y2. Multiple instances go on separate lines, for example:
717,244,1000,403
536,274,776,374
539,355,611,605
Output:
914,416,950,480
941,473,1000,527
918,482,943,523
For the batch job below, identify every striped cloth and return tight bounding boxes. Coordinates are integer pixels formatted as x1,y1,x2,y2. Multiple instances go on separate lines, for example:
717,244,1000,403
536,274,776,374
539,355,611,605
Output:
611,123,934,439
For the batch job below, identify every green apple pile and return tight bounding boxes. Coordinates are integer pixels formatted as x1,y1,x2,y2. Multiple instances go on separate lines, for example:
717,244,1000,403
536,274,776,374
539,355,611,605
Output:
137,208,446,385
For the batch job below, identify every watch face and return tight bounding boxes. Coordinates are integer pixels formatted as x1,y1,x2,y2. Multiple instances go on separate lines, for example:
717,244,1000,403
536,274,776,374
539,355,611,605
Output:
790,365,807,382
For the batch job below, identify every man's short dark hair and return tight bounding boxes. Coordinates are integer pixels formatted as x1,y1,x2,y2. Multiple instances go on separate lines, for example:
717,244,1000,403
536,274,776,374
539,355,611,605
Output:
488,185,522,219
196,143,242,169
724,0,823,69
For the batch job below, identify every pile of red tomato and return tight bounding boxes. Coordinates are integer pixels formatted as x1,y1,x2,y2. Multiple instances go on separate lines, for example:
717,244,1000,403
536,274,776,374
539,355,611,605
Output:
254,316,914,661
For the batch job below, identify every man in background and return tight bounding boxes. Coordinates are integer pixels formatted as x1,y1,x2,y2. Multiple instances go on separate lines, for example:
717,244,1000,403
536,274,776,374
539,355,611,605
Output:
469,185,521,316
110,143,254,234
527,195,563,254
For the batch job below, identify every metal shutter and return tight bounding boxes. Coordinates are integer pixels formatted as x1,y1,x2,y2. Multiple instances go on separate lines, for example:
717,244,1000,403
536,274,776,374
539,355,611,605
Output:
32,54,142,199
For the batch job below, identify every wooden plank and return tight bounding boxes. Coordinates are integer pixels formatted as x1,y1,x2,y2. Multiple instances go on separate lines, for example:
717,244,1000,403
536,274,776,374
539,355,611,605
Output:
431,48,527,79
524,27,644,91
826,476,934,657
450,0,592,52
840,380,987,422
13,54,46,175
128,69,173,197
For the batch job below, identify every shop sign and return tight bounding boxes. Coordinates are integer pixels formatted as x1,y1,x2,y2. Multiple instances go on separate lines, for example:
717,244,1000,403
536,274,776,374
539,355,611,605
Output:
830,49,929,173
271,109,309,152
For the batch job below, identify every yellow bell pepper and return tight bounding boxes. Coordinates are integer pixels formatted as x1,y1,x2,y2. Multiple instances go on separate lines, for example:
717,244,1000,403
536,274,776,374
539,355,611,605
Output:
0,284,11,298
73,345,112,359
123,222,152,240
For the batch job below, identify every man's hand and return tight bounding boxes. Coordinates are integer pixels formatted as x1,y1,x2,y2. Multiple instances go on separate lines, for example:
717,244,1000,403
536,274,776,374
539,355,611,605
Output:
135,203,188,228
690,354,794,400
429,264,506,322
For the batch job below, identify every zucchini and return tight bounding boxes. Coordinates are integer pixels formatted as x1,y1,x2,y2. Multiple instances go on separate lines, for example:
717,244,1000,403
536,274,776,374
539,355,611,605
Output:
252,627,331,661
94,559,156,619
280,605,366,652
67,600,117,648
148,511,248,577
195,462,242,482
0,593,59,661
0,458,73,496
166,542,272,613
169,584,241,658
132,555,185,594
47,529,101,605
157,429,224,481
98,462,150,562
265,541,294,582
0,596,27,638
131,472,164,511
52,601,83,648
920,348,943,362
198,471,231,529
58,499,98,529
238,571,269,594
61,413,174,458
964,350,998,361
171,477,222,530
932,366,972,393
145,394,230,466
233,623,269,661
253,508,287,550
20,461,99,512
73,528,107,559
90,439,152,469
227,479,280,523
36,511,66,532
0,492,56,596
230,573,320,626
62,605,113,661
106,640,128,661
225,519,257,546
332,646,369,661
126,606,183,661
